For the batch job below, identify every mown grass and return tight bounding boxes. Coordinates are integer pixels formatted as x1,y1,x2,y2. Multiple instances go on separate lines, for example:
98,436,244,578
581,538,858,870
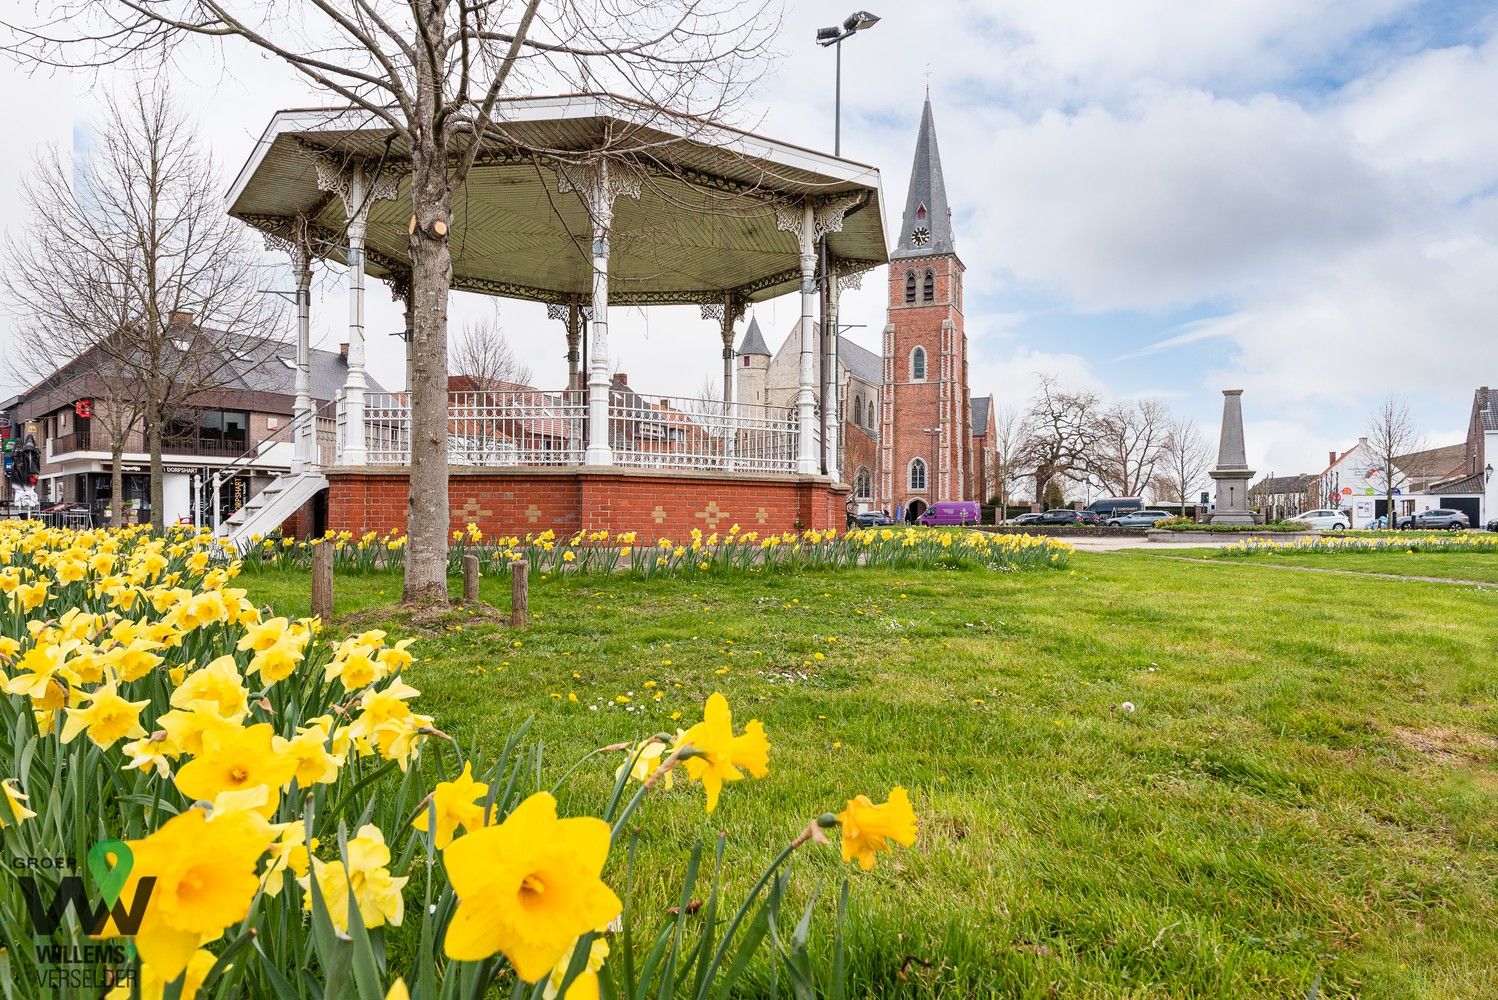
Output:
1202,547,1498,584
241,549,1498,999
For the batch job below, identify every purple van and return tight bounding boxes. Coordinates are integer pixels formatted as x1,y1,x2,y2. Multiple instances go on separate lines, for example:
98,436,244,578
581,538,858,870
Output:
917,501,981,527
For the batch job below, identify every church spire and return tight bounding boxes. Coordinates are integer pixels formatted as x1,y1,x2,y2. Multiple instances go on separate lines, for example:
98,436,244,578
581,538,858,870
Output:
891,96,955,260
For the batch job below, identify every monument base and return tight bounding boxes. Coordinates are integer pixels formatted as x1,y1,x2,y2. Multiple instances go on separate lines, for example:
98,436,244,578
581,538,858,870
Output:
1208,467,1256,525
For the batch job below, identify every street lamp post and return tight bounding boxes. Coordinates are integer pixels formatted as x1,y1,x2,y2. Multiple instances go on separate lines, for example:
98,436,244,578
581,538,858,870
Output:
815,13,879,481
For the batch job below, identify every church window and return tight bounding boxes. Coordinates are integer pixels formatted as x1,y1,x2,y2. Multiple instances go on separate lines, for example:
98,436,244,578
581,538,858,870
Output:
955,274,962,310
922,268,935,302
854,467,872,500
742,355,750,367
903,269,916,304
866,398,876,427
908,458,928,492
853,395,864,426
910,346,927,382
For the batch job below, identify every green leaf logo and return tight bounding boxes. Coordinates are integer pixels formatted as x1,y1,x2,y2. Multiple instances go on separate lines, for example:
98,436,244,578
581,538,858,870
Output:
87,839,134,908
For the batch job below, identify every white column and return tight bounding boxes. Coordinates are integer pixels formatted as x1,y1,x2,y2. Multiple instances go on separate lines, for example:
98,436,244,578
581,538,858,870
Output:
341,164,370,466
292,243,315,473
585,164,615,466
719,299,736,471
796,201,818,475
825,270,842,482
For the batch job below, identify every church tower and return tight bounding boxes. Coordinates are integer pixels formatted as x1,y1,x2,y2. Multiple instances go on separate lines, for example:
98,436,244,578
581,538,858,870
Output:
735,316,771,418
880,97,969,517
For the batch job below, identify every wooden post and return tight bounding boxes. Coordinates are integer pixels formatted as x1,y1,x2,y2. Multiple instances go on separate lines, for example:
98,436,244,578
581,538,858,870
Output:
462,553,480,603
311,541,333,621
509,560,529,629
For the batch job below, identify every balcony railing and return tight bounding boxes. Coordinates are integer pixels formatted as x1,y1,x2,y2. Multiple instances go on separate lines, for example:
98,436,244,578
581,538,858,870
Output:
359,390,799,474
49,429,259,460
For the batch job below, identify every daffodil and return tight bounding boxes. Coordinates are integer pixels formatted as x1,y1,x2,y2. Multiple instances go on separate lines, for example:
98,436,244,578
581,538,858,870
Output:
97,807,274,980
169,655,249,720
614,739,673,791
175,723,297,816
677,693,770,812
273,728,342,787
60,681,149,749
544,936,610,1000
836,786,918,870
443,791,621,981
300,824,407,935
105,947,217,1000
1,778,36,827
412,762,489,849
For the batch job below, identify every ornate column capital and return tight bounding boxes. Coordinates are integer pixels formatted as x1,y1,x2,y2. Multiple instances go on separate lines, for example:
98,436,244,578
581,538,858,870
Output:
313,155,401,211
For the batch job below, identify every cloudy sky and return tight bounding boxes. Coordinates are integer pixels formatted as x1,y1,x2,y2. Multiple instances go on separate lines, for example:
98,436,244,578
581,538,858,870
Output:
2,1,1495,478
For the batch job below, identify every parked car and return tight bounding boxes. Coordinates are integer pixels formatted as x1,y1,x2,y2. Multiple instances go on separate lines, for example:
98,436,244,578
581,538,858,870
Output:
1105,509,1173,527
1290,509,1351,531
849,510,895,529
1037,508,1086,525
1086,497,1144,519
917,501,981,527
1009,512,1044,525
1074,510,1104,526
1398,508,1470,531
1488,517,1498,533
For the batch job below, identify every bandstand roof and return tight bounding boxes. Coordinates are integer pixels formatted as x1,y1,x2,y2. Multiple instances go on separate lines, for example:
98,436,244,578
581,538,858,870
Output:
226,94,888,307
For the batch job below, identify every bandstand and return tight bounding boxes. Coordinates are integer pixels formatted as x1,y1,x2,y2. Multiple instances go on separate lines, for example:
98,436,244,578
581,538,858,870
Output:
223,94,887,542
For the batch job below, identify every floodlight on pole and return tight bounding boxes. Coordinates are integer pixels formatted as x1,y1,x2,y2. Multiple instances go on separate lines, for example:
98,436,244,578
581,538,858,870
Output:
815,10,880,156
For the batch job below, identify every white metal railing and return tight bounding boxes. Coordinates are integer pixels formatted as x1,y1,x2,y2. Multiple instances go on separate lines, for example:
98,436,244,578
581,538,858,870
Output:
355,389,797,474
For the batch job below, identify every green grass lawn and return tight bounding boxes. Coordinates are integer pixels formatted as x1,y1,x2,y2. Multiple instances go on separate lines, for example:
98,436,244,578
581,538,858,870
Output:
241,549,1498,998
1204,548,1498,584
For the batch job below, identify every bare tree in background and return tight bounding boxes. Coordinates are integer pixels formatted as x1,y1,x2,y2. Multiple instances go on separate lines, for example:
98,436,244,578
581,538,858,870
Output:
989,403,1024,511
7,0,778,604
1017,376,1098,507
1365,394,1421,528
2,87,278,531
450,309,532,389
1089,398,1171,498
1156,415,1212,515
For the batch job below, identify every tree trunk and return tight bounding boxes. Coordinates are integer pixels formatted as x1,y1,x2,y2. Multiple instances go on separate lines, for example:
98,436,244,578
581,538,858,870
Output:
148,415,165,533
403,149,453,606
109,442,126,528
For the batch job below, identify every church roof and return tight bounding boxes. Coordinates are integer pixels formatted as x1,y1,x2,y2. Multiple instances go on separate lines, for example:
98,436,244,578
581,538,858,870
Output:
838,336,882,387
736,317,771,357
891,97,956,261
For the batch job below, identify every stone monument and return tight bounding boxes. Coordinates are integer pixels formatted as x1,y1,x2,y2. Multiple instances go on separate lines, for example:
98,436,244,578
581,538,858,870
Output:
1208,389,1256,525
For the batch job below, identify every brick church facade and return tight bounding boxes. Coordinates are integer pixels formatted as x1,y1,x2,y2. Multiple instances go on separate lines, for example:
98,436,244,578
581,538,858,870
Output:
878,97,982,519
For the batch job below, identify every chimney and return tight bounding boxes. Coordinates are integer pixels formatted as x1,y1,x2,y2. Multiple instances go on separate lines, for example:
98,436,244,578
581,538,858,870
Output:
1358,436,1368,446
168,310,195,327
339,342,349,358
613,372,628,386
1329,451,1337,467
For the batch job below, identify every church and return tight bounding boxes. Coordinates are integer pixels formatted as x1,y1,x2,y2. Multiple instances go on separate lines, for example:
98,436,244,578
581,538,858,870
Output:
737,97,996,521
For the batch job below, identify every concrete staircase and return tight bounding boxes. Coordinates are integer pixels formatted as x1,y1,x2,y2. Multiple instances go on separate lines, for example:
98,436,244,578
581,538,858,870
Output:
222,470,328,549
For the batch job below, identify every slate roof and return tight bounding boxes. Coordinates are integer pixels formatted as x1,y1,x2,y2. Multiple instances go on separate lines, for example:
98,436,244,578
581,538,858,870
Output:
736,317,771,357
1430,470,1485,494
891,97,956,261
970,396,990,436
1392,442,1466,481
214,331,385,399
1479,386,1497,430
1254,474,1316,494
837,336,882,387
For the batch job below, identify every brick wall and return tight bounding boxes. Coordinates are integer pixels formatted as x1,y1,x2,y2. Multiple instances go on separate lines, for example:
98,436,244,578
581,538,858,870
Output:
326,467,851,539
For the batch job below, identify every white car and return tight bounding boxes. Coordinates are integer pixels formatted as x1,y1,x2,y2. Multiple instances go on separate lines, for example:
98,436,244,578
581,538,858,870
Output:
1291,509,1350,531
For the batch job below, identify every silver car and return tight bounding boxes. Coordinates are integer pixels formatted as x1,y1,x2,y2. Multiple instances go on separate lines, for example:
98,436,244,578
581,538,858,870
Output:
1105,510,1172,527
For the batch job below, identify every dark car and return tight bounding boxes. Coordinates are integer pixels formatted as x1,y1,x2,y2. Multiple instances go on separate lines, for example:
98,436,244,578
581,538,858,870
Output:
1037,508,1085,525
1009,512,1044,525
1489,517,1498,533
849,510,895,529
1074,510,1104,526
1086,497,1144,519
1398,508,1470,530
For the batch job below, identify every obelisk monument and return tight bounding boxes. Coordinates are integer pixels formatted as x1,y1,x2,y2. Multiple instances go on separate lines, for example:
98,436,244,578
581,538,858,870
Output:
1208,389,1255,525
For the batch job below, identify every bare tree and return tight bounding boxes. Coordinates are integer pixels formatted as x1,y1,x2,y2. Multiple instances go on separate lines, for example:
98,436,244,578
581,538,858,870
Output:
1089,398,1171,498
1156,416,1212,515
1016,376,1098,507
1365,394,1421,527
450,308,532,389
989,403,1024,510
2,86,278,531
7,0,777,604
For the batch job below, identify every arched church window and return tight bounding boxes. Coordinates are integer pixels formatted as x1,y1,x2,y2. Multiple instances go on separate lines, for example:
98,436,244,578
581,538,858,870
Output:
853,395,863,426
955,274,962,310
908,458,928,491
922,268,935,302
904,269,916,304
854,467,872,500
866,397,876,427
910,346,927,382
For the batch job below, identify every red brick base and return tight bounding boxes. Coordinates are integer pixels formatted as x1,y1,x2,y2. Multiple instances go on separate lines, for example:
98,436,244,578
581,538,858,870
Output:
326,466,851,539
